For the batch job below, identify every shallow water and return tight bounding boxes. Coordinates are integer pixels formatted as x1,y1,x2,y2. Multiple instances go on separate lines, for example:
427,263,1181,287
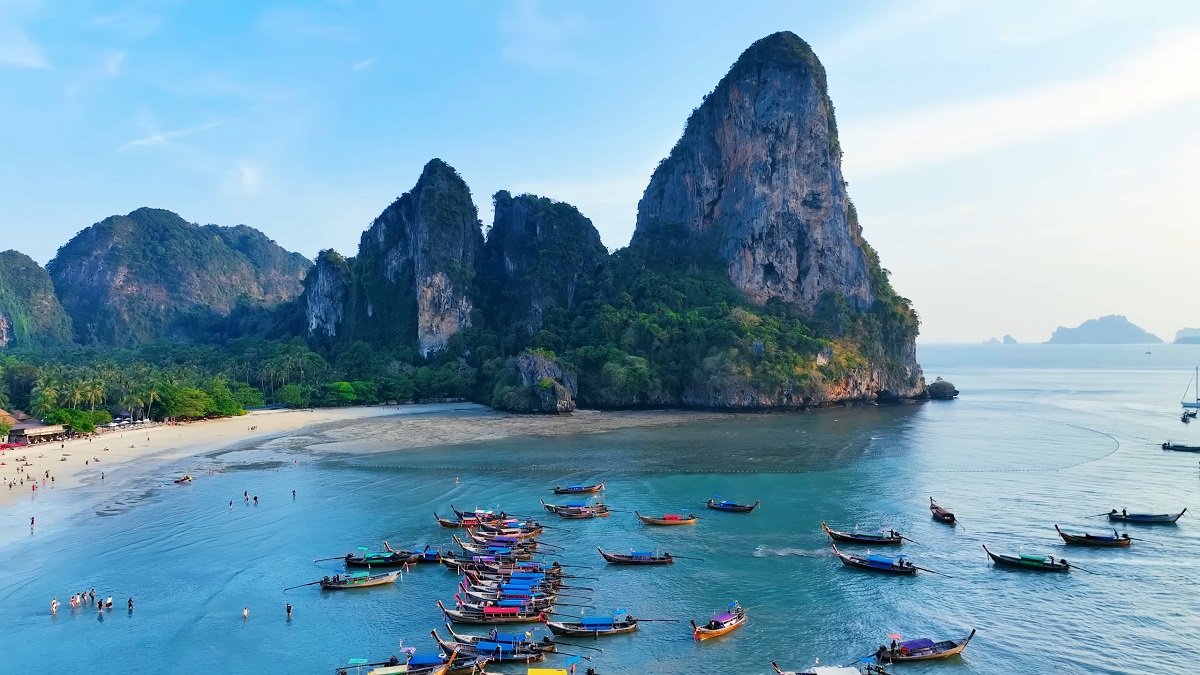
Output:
2,344,1199,674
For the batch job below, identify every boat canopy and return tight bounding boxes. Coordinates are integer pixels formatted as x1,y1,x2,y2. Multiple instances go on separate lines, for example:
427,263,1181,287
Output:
900,638,936,651
711,612,737,622
476,641,518,652
497,599,529,607
407,655,444,666
492,633,527,643
579,617,614,627
866,555,895,565
1019,553,1048,562
630,551,654,557
483,606,521,615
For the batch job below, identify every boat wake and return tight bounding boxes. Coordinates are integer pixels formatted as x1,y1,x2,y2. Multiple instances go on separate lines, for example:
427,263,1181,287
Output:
753,545,823,558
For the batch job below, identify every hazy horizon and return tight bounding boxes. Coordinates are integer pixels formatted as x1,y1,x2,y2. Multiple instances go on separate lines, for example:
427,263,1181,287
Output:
2,1,1197,342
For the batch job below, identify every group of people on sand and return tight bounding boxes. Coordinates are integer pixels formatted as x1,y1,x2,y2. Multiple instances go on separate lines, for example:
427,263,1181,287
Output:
51,589,132,615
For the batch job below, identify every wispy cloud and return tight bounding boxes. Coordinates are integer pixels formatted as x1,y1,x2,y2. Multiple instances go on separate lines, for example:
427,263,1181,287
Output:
821,0,963,65
232,160,264,196
257,8,353,40
93,9,162,40
842,28,1200,176
119,120,226,152
102,50,125,76
351,57,377,72
0,2,48,69
499,0,582,69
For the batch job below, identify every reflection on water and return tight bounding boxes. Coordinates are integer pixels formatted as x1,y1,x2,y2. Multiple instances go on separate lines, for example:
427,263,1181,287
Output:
0,344,1198,674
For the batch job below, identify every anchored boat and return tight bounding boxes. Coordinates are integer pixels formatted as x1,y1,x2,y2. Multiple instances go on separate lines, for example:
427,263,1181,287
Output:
822,522,903,545
1106,508,1186,524
983,545,1070,572
1054,524,1131,547
635,511,697,526
875,629,976,663
691,602,746,641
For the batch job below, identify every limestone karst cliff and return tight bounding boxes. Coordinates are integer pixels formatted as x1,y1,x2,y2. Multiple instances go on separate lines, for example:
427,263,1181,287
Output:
0,250,73,349
47,208,309,346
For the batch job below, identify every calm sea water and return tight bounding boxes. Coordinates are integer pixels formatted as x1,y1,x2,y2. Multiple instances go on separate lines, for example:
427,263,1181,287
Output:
2,344,1199,674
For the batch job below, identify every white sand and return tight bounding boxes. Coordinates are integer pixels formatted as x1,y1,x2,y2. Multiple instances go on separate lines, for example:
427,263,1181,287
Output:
0,406,401,510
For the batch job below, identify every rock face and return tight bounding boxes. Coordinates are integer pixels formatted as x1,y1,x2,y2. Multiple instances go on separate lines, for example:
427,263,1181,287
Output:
348,159,483,355
1176,328,1200,345
0,250,73,348
492,351,577,413
632,31,872,312
1046,315,1162,344
47,208,309,345
304,250,349,343
479,191,608,336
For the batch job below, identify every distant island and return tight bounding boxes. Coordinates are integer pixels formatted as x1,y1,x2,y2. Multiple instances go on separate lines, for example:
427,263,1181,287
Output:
1045,315,1162,344
983,335,1018,345
1177,328,1200,345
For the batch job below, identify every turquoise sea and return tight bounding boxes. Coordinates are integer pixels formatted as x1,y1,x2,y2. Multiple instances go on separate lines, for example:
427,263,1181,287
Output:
2,344,1199,674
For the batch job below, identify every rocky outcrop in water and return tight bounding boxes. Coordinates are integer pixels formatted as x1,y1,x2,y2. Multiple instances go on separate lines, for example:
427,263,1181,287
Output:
478,191,608,336
346,159,482,355
1046,315,1161,344
632,32,872,313
491,350,577,413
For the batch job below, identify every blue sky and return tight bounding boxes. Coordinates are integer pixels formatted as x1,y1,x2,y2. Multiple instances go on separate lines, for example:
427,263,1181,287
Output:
2,0,1199,342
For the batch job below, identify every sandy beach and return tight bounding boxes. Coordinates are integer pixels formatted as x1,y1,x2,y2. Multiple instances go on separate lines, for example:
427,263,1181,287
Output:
0,403,733,511
0,405,404,510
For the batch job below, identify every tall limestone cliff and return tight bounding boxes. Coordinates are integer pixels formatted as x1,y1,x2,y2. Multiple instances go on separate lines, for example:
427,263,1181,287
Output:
478,191,608,337
47,207,310,346
343,159,483,355
304,249,350,345
628,31,923,400
0,250,74,348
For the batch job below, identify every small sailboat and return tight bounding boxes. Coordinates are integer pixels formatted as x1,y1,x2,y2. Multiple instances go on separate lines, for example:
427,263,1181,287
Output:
1181,367,1199,418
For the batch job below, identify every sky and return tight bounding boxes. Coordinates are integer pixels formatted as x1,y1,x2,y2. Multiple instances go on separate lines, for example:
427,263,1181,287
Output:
1,0,1198,343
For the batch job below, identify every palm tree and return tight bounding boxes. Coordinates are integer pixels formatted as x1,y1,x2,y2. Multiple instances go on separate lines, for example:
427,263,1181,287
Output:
120,392,145,422
85,381,105,412
143,386,161,422
67,380,86,409
30,383,59,417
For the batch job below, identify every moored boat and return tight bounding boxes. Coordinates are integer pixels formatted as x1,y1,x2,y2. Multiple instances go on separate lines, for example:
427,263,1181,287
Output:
552,480,604,495
334,649,465,675
875,629,976,663
320,570,400,589
635,511,697,526
822,522,903,545
1106,508,1186,524
929,497,955,525
982,545,1070,572
706,498,759,513
431,628,555,662
772,662,891,674
545,613,639,637
690,602,746,641
1162,442,1200,452
597,547,674,565
831,544,917,575
437,599,547,625
1054,524,1131,547
344,550,419,567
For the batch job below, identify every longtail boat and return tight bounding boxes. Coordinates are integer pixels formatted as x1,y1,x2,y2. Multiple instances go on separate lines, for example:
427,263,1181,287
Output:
875,629,976,663
541,498,606,513
334,650,464,675
451,505,504,520
344,551,418,567
706,498,759,513
319,570,400,589
552,480,604,495
597,547,673,565
772,662,892,674
1162,441,1200,452
431,628,555,663
545,613,639,637
1106,508,1186,524
454,537,535,560
831,544,917,575
477,522,544,538
982,545,1070,572
635,511,697,526
438,599,546,625
929,498,955,525
1055,524,1131,547
465,530,541,550
437,512,492,529
822,522,903,545
690,602,746,641
557,508,609,520
443,623,545,647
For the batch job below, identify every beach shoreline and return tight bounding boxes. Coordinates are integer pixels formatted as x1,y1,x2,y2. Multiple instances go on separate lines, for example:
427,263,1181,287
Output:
0,403,733,513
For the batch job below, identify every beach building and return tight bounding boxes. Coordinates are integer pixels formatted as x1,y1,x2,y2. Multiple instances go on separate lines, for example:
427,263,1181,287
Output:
4,410,67,444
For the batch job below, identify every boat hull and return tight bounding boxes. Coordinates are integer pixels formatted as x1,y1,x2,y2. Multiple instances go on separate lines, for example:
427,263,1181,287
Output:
1055,525,1131,547
706,499,759,513
635,511,697,525
1107,509,1186,524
